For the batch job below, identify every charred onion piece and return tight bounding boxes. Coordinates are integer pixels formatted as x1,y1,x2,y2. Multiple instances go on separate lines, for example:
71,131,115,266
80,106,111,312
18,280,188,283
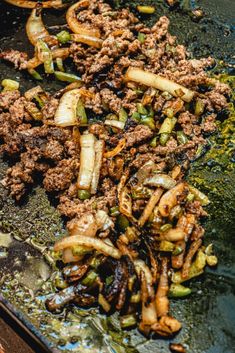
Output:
26,5,57,47
54,235,121,259
125,67,195,103
54,88,81,127
71,34,103,48
66,0,101,38
155,258,169,317
4,0,64,9
158,182,187,217
90,140,105,194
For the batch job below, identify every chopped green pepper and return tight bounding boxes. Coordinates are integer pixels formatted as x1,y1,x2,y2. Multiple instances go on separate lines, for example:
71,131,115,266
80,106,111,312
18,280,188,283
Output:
150,136,157,147
136,5,155,14
160,223,172,232
82,270,98,286
56,30,71,44
28,68,43,81
1,79,19,91
141,116,155,130
37,40,54,74
56,58,65,72
160,133,170,146
159,240,175,252
78,189,91,200
177,131,188,145
159,117,177,134
131,111,141,121
137,32,145,43
54,71,82,83
137,102,148,115
169,283,191,298
119,107,128,123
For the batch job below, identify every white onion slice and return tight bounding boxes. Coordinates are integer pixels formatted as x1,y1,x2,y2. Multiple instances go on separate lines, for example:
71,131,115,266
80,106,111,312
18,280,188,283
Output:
54,88,81,127
77,133,96,190
90,140,104,194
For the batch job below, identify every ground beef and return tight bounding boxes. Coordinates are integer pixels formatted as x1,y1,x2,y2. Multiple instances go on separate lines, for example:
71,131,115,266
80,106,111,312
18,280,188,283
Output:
0,49,28,69
125,125,154,148
0,90,20,110
43,158,79,192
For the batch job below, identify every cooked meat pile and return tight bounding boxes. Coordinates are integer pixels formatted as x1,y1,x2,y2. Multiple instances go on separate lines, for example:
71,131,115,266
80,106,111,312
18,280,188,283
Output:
0,0,230,339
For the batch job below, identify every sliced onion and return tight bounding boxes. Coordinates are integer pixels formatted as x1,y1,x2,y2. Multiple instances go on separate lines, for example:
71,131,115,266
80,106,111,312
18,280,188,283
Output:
144,174,176,190
68,213,98,237
27,48,70,70
125,67,195,103
104,120,125,130
71,34,103,48
66,0,101,38
188,185,210,206
95,210,113,231
104,138,126,158
158,182,186,217
134,259,153,286
4,0,64,9
54,235,121,259
90,140,104,194
77,133,96,190
119,186,133,218
138,188,164,227
26,6,55,47
54,88,81,127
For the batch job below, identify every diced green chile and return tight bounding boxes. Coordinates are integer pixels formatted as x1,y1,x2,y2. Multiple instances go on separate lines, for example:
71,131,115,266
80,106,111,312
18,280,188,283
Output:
54,71,82,83
137,102,148,115
56,30,71,44
150,136,157,147
160,133,170,146
28,68,43,81
169,283,191,297
141,117,155,130
110,206,120,217
78,189,91,200
82,270,98,286
120,314,137,328
119,107,128,123
177,131,188,145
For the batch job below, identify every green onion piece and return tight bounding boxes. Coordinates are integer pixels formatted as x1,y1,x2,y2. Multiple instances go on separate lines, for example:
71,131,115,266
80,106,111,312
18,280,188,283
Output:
72,245,92,256
1,79,19,91
168,283,191,298
131,111,141,121
150,136,157,147
160,133,170,146
165,108,174,118
56,30,71,44
56,57,65,72
76,99,87,125
110,206,120,217
119,107,128,123
194,99,205,116
159,240,175,252
54,71,82,83
25,102,42,121
186,192,195,202
177,131,188,145
28,68,43,81
117,214,129,232
159,117,177,134
138,32,145,43
141,117,155,130
160,223,172,232
137,5,155,14
82,270,98,286
37,40,54,74
120,314,137,329
78,189,91,200
98,294,111,312
130,292,141,303
90,257,102,269
172,245,183,256
137,102,148,115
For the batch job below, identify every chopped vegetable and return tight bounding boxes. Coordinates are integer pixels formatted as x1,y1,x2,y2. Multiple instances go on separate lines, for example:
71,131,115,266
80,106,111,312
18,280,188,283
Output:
188,185,210,205
119,107,128,123
125,67,195,102
35,40,54,74
54,235,121,259
90,140,104,194
144,174,176,190
54,88,81,127
78,189,91,200
138,32,145,43
4,0,64,8
77,133,96,190
104,138,126,158
55,58,65,72
177,131,188,145
136,5,155,14
98,293,111,312
117,214,130,232
28,68,43,81
1,79,19,91
56,30,71,44
104,119,125,130
76,99,87,125
169,284,191,298
158,182,186,217
71,33,103,48
54,71,82,83
160,133,170,146
159,117,177,134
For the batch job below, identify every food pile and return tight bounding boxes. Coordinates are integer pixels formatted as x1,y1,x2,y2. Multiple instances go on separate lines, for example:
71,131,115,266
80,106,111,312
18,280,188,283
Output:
0,0,231,340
